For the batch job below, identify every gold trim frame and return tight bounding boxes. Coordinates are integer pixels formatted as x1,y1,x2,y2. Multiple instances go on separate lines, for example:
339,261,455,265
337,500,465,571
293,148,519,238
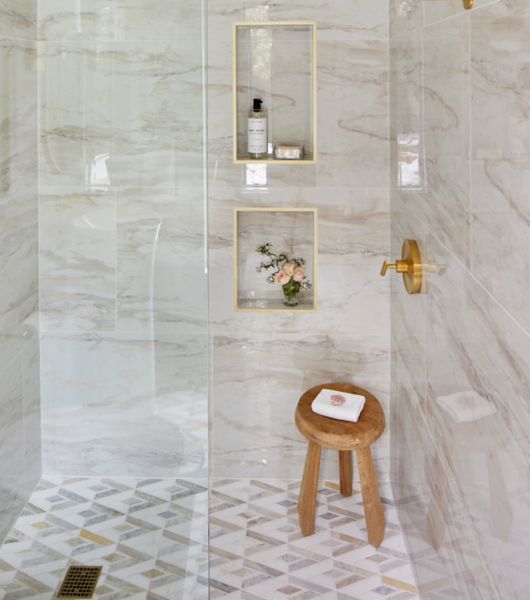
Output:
232,21,318,165
234,207,318,312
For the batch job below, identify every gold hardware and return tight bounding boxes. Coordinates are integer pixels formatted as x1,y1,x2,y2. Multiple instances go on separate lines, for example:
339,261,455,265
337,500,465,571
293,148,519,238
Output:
464,0,474,9
380,239,423,295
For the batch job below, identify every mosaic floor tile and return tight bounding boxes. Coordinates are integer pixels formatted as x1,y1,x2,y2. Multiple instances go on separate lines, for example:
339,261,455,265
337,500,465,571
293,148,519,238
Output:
0,478,418,599
209,480,419,600
0,478,209,599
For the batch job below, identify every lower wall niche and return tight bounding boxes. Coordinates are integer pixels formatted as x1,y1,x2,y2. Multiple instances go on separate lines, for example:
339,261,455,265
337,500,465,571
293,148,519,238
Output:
234,207,317,312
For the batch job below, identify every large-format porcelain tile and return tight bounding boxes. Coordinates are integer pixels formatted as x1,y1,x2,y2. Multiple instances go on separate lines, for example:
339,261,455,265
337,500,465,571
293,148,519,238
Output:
213,331,389,481
209,187,388,338
209,0,390,486
21,330,41,498
208,0,389,42
40,191,117,332
39,39,204,191
470,160,530,333
0,38,38,333
470,1,530,332
403,15,470,263
424,228,530,599
41,332,208,478
210,184,390,480
38,0,202,42
0,0,36,40
117,188,207,334
390,0,423,38
0,362,25,543
471,0,530,162
316,38,389,188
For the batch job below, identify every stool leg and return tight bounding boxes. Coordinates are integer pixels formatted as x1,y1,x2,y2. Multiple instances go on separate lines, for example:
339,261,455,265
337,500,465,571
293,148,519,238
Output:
339,451,353,496
298,441,321,536
356,446,385,547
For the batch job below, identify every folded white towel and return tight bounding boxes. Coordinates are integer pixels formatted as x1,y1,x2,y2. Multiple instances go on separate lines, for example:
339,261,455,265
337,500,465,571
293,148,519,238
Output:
436,391,496,424
311,389,366,423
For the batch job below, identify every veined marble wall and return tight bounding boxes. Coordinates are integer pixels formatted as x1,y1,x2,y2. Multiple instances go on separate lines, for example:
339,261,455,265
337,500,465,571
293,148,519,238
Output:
38,2,208,478
208,1,390,480
390,0,530,597
0,1,40,542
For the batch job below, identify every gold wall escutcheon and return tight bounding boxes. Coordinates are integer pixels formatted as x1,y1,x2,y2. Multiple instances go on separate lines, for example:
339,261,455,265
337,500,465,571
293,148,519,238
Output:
380,239,423,295
464,0,474,9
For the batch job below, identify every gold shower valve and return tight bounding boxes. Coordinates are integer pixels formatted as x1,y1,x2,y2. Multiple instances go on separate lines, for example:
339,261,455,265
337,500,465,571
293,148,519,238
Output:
464,0,474,9
380,239,423,295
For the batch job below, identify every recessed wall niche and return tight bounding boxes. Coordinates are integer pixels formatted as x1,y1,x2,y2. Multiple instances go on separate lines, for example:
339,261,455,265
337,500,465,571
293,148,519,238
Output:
234,208,317,312
233,21,317,164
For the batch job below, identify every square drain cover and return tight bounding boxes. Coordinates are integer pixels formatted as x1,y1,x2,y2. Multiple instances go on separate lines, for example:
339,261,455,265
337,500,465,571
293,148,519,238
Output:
57,565,102,599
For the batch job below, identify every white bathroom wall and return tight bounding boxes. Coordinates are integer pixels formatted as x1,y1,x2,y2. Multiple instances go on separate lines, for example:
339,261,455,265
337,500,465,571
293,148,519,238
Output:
208,1,391,481
0,0,40,542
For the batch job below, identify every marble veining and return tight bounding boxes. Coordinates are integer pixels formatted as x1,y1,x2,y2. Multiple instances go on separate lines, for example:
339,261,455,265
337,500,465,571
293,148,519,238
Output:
37,2,208,478
0,0,40,546
209,0,390,482
390,0,530,596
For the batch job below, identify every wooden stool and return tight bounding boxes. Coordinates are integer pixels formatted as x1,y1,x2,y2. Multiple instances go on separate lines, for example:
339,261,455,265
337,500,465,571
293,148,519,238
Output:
295,383,386,547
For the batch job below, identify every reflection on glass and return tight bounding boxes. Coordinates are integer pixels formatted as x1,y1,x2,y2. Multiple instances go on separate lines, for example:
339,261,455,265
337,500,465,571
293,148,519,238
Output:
87,152,110,189
398,132,424,189
246,163,267,186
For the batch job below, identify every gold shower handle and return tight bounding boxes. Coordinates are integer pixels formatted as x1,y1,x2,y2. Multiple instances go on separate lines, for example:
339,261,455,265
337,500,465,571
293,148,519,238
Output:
380,260,408,276
380,239,423,295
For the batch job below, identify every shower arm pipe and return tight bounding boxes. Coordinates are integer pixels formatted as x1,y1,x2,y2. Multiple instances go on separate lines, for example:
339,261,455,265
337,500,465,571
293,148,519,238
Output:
464,0,474,8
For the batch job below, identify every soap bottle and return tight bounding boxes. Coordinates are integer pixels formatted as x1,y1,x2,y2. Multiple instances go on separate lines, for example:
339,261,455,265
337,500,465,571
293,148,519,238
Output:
247,98,268,159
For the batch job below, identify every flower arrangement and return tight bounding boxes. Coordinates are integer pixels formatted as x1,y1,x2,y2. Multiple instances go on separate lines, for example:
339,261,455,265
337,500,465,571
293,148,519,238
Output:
256,242,312,307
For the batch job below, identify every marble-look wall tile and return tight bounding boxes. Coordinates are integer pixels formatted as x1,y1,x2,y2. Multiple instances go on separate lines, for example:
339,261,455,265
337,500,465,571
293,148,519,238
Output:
40,192,117,332
208,0,389,190
210,183,390,480
400,14,471,263
424,229,530,598
470,0,530,332
38,2,207,480
0,363,24,543
0,0,36,40
210,0,390,483
39,39,204,192
38,0,202,42
41,332,208,478
0,10,40,544
0,39,38,332
390,1,530,596
117,188,207,334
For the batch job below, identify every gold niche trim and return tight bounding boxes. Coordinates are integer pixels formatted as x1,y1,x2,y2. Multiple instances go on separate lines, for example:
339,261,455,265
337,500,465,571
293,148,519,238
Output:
464,0,474,9
232,21,318,165
233,207,318,313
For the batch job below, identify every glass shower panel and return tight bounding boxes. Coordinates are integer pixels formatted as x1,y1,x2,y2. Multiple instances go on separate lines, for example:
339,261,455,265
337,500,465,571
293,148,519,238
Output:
35,1,208,597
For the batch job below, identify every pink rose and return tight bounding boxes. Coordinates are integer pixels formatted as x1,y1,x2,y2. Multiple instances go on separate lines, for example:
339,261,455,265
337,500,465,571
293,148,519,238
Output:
293,266,305,282
275,271,291,285
331,394,346,406
283,262,296,276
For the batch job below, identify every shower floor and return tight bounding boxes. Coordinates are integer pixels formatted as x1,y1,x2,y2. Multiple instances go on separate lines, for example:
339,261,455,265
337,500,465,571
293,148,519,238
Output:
0,478,418,599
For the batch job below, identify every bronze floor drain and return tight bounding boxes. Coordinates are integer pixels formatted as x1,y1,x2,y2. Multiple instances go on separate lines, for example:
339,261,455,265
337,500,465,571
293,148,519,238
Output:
57,565,102,599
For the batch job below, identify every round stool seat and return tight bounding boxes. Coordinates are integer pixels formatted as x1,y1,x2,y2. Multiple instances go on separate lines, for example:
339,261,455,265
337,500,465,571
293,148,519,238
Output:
295,383,385,450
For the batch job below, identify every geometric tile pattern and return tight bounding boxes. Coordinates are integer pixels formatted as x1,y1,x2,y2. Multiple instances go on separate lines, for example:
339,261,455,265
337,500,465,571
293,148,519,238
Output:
0,477,209,599
209,479,419,600
0,478,418,599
